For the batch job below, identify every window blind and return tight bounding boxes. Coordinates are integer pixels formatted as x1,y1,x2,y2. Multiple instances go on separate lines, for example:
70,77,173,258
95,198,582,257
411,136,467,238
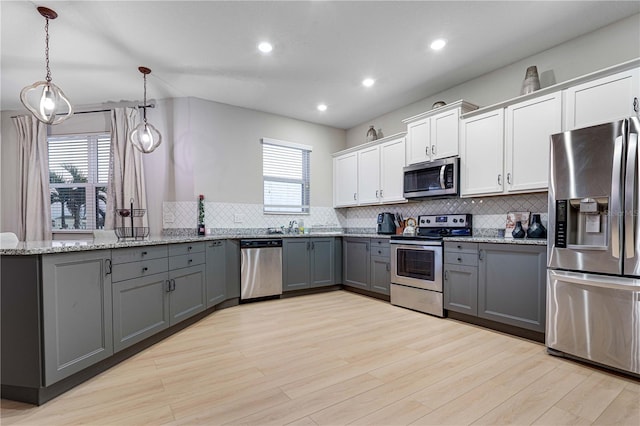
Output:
262,140,311,213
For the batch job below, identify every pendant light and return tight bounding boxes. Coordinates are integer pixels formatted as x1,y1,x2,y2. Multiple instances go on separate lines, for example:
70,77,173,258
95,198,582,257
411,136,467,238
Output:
20,7,73,125
129,67,162,153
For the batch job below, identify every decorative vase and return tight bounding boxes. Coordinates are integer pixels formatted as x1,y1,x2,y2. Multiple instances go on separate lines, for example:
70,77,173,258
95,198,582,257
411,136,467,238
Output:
366,125,378,142
527,214,547,239
520,65,541,95
197,194,206,236
512,220,526,239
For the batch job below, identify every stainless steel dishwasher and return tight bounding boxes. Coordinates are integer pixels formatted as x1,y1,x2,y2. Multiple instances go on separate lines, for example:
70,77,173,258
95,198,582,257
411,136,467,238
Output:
240,239,283,300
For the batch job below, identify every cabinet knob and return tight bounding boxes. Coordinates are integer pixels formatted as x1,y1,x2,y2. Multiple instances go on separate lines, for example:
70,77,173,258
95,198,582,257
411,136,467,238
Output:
378,250,382,254
457,257,462,262
142,267,149,272
141,251,147,256
188,259,193,263
188,246,193,251
457,245,462,249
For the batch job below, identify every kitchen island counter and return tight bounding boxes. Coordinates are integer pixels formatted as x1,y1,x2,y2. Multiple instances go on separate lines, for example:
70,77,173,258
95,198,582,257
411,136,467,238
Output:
0,233,388,255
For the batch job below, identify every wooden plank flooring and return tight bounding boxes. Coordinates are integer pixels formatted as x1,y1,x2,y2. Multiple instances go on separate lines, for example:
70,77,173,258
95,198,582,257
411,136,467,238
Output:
1,290,638,425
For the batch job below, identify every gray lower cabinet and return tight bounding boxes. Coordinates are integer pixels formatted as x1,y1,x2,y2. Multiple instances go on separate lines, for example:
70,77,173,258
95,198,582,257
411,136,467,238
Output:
478,243,546,332
225,240,241,299
343,238,370,289
168,242,206,325
283,238,335,291
443,241,546,333
205,240,226,307
41,250,113,386
112,246,169,352
370,238,391,295
444,242,479,316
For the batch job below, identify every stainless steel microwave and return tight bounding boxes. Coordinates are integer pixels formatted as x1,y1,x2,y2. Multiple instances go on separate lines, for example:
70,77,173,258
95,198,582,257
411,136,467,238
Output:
403,157,459,199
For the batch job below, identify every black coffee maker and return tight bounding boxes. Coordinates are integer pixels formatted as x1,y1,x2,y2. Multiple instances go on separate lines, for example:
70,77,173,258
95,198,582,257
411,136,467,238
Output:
377,212,396,234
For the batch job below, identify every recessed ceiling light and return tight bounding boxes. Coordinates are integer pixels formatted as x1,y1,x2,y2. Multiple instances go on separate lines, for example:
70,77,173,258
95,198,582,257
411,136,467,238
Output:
317,104,327,112
258,41,273,53
362,78,375,87
430,39,446,50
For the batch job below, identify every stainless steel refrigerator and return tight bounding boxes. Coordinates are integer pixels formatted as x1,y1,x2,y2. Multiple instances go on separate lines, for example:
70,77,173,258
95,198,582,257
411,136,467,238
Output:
548,117,640,377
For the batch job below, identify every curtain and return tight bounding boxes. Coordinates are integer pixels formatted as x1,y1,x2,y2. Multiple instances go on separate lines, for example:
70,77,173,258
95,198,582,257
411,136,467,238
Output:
13,115,51,241
105,107,148,230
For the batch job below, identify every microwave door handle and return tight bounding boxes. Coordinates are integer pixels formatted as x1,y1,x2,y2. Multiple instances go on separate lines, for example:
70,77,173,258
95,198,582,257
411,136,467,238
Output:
625,132,638,258
611,134,624,259
439,165,446,189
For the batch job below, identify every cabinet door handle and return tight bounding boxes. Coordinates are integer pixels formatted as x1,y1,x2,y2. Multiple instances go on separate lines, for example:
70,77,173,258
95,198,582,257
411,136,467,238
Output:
376,190,379,198
444,270,449,281
507,172,512,184
353,193,357,201
311,242,315,250
634,97,639,113
431,145,436,156
166,280,172,292
105,259,112,276
380,189,383,198
171,279,176,291
479,250,485,261
425,146,430,156
497,174,502,185
306,241,310,250
386,263,390,272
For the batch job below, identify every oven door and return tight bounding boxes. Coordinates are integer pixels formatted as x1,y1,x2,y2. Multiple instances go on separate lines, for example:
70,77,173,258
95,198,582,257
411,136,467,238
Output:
391,242,443,291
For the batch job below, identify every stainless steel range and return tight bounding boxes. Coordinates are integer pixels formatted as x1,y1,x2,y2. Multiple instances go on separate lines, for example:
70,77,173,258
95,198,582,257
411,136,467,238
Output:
390,214,472,317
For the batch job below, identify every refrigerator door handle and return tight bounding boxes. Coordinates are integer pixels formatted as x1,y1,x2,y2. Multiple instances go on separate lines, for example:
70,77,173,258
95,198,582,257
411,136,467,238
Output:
611,134,624,259
549,269,640,291
625,132,638,258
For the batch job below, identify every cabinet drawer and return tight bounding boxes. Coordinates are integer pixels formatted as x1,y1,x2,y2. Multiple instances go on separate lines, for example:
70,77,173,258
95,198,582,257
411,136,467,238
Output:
112,245,167,264
371,238,390,247
444,241,478,253
112,257,168,282
371,246,390,257
444,252,478,266
169,252,206,270
168,242,205,257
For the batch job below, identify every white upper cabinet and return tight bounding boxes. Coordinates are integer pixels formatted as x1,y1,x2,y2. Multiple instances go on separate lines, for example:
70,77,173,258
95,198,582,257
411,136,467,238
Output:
406,118,430,164
505,92,562,192
333,134,407,208
379,137,407,203
461,92,562,197
357,145,381,205
333,151,358,207
564,68,639,130
403,101,478,165
461,109,505,197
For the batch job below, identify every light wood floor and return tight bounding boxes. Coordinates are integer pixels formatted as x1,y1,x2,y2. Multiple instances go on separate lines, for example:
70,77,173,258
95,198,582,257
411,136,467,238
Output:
1,290,638,425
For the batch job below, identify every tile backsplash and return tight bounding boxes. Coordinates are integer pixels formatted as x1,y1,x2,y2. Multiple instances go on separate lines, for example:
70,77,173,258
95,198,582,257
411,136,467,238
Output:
163,192,548,234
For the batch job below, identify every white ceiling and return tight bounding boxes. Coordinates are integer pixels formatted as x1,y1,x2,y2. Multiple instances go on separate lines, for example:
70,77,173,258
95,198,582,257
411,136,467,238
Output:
2,1,639,129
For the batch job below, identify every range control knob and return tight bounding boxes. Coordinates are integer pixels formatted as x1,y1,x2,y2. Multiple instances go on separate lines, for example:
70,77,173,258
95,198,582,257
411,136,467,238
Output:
459,218,465,223
426,219,431,223
453,219,458,223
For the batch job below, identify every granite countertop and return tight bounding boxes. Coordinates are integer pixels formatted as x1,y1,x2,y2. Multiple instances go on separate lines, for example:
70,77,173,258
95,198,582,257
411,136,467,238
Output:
0,232,387,255
444,236,547,246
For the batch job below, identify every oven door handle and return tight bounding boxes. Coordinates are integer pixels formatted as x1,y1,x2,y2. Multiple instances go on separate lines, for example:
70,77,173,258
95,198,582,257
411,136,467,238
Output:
439,165,446,189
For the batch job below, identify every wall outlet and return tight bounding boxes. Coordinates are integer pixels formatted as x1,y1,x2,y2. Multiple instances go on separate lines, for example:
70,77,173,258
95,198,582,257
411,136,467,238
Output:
165,212,175,223
234,214,244,223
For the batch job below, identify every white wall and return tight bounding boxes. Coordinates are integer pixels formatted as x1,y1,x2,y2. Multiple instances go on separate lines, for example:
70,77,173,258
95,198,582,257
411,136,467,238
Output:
1,98,346,237
346,13,640,147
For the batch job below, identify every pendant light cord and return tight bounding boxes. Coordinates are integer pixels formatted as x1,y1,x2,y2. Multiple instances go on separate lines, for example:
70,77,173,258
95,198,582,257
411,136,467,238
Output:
142,73,148,122
44,17,52,83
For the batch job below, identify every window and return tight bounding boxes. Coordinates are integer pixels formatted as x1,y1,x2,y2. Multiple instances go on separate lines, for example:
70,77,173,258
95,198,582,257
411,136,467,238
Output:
262,138,312,214
48,133,111,230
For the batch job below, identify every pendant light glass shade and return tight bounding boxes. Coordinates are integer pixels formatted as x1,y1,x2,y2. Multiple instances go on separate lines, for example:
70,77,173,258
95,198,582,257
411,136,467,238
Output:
20,7,73,125
130,121,162,153
129,66,162,153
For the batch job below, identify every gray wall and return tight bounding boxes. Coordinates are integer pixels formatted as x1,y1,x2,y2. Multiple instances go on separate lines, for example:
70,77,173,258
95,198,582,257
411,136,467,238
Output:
346,13,640,147
0,98,346,237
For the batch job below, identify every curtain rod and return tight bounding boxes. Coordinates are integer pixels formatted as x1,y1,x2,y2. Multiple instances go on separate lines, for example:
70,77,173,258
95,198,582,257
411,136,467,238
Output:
10,104,154,119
